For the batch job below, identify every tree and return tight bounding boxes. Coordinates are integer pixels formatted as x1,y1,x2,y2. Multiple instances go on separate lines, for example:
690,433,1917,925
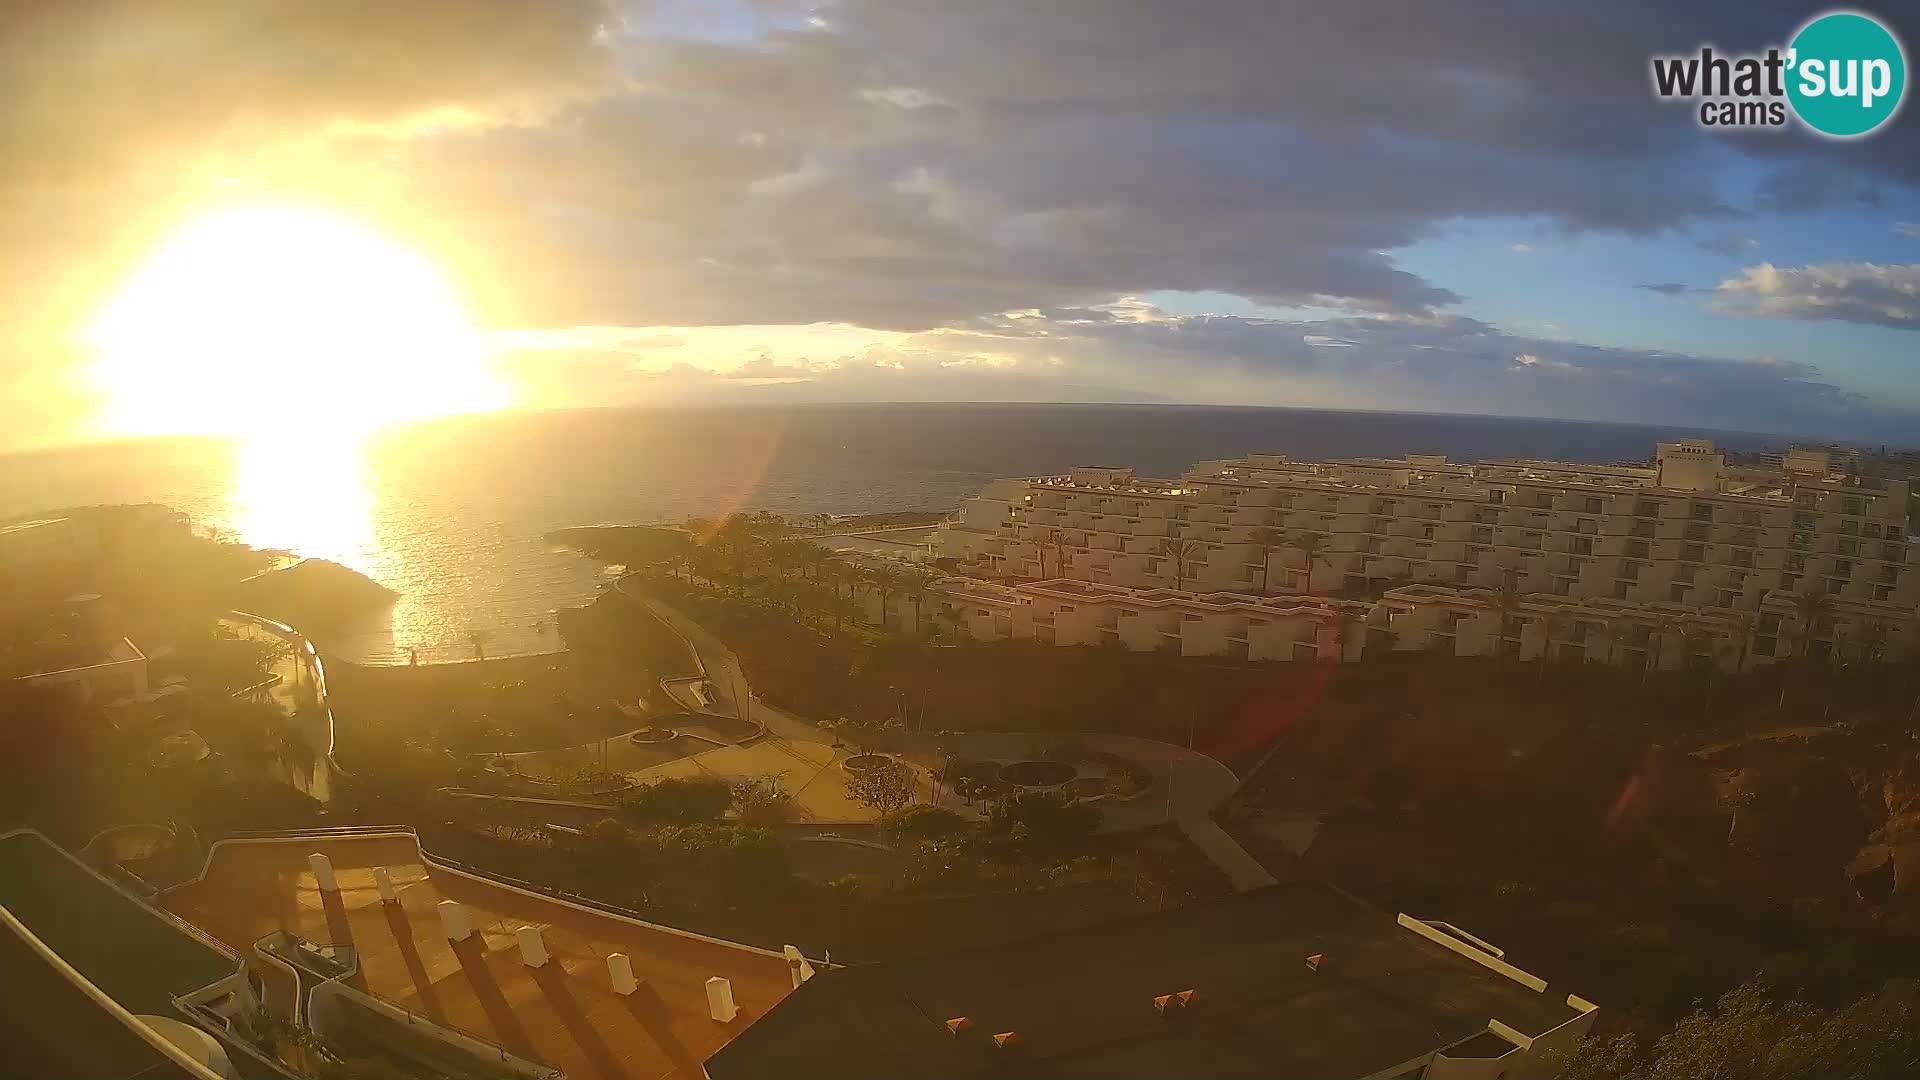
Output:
617,776,733,824
901,570,936,637
1536,611,1572,680
1035,528,1066,578
1289,531,1328,593
1248,526,1284,594
1158,537,1203,593
1493,568,1525,662
879,804,967,840
844,760,917,815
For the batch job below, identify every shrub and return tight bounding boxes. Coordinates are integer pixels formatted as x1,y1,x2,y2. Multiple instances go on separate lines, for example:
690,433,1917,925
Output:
879,805,968,839
987,790,1100,849
617,776,733,824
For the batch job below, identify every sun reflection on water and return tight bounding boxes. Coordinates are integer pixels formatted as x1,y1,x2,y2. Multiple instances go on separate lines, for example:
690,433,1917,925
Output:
228,433,384,579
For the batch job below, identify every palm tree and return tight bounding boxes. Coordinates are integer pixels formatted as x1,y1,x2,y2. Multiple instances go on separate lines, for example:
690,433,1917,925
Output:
1158,537,1203,593
1724,609,1757,675
1536,611,1572,681
1289,531,1328,594
868,566,906,631
1780,590,1833,709
1249,526,1284,594
1643,614,1682,686
1034,528,1066,579
1330,609,1362,663
1492,568,1525,662
901,571,936,637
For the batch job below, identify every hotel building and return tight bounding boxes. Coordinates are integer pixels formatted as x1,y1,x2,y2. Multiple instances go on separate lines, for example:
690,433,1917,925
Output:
933,442,1919,669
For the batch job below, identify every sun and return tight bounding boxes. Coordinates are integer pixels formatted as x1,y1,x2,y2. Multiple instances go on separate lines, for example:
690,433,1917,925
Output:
85,205,511,439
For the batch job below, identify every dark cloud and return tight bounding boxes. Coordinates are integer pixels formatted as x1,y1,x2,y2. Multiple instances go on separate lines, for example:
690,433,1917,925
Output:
1639,283,1692,296
5,0,1919,447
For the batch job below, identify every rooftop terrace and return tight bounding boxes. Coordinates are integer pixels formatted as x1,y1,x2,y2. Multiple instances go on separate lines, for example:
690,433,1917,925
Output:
708,881,1583,1080
164,832,796,1080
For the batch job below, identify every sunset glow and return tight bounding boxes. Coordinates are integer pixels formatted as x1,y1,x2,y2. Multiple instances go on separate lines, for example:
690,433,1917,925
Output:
85,206,509,439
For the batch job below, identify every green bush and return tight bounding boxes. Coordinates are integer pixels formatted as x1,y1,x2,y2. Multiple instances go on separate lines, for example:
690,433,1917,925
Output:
879,805,968,839
617,776,733,824
987,790,1100,849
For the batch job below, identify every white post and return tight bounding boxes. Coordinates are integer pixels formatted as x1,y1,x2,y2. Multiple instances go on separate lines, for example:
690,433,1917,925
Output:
706,976,738,1021
438,899,471,942
373,867,397,904
608,953,637,995
784,945,815,987
517,925,549,968
308,853,338,893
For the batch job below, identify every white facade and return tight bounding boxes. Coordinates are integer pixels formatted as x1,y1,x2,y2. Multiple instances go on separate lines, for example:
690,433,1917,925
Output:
934,443,1918,665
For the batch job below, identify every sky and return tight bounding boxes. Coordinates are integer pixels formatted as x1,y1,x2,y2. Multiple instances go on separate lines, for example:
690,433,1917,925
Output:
4,0,1920,450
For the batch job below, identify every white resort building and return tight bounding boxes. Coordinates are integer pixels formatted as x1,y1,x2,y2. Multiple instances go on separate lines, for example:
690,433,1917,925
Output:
932,441,1920,671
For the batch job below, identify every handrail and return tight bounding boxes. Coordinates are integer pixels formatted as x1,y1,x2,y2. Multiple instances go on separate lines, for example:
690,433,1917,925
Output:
0,904,226,1080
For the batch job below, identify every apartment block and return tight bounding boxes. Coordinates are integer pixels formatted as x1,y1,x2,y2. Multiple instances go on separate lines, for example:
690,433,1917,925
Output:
935,441,1918,666
934,577,1372,663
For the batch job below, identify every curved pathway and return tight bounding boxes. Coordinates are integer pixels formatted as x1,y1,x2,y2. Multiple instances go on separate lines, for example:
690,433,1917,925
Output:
618,578,1274,885
223,611,338,804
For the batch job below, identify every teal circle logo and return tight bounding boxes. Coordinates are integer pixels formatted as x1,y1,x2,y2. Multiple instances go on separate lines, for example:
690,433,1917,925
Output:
1786,11,1907,138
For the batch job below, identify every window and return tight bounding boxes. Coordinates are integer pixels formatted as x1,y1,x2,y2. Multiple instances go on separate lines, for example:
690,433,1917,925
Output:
1826,579,1844,596
1489,489,1506,504
1627,540,1650,559
1576,517,1599,534
1833,560,1853,579
1684,522,1709,542
1619,560,1641,580
1740,509,1763,526
1844,498,1866,516
1839,539,1862,557
1730,550,1753,568
1732,528,1758,547
1571,537,1594,555
1787,553,1807,572
1780,572,1800,590
1634,499,1663,517
1884,543,1907,562
1583,497,1603,514
1717,590,1736,607
1865,522,1883,538
1883,565,1903,584
1524,531,1543,550
1675,565,1698,584
1613,581,1631,599
1690,502,1713,521
1841,520,1860,536
1790,531,1812,550
1631,521,1655,539
1421,525,1436,539
1877,585,1896,601
1668,584,1687,602
1682,543,1706,562
1535,493,1554,509
1473,526,1494,544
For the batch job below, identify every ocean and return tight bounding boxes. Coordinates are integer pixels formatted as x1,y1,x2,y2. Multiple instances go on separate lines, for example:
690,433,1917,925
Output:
0,403,1796,663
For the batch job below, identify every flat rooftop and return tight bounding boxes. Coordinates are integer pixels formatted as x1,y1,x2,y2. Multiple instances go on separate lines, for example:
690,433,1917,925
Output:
707,881,1580,1080
164,832,796,1080
0,830,238,1020
0,923,208,1080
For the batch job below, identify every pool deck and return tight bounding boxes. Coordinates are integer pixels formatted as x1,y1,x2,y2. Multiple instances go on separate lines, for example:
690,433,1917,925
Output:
164,833,796,1080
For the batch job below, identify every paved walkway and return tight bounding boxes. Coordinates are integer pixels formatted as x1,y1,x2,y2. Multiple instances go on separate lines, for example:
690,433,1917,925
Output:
623,581,1278,890
223,613,334,804
1177,816,1279,892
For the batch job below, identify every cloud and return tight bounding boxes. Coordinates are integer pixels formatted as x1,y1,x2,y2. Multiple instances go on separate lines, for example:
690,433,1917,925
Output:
1696,231,1759,256
1509,243,1535,254
497,302,1916,442
7,0,1920,448
1714,262,1920,330
1897,223,1920,240
1639,282,1690,296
